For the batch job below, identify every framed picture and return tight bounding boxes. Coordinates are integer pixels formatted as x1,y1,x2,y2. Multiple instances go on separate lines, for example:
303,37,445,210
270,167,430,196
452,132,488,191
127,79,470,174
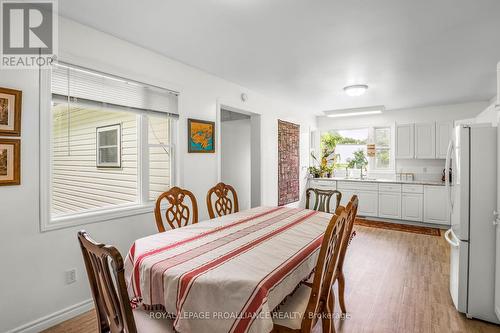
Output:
0,139,20,186
188,118,215,153
96,124,122,168
0,87,22,136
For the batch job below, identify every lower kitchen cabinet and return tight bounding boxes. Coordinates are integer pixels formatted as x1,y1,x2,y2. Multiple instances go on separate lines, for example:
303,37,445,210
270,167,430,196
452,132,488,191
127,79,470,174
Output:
308,179,449,226
402,193,423,222
339,190,356,207
378,192,402,219
358,191,379,217
337,181,378,217
423,185,450,225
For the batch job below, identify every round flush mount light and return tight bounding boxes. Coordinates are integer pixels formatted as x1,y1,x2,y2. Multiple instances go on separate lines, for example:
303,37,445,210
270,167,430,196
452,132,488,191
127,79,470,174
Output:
343,84,368,97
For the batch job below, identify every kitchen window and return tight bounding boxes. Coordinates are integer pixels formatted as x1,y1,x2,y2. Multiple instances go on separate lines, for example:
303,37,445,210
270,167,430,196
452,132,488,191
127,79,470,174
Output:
374,127,393,170
40,62,179,231
320,126,394,172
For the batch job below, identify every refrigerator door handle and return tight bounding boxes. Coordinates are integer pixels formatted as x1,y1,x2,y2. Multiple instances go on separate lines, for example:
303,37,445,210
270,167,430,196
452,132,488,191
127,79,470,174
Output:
494,211,500,226
445,228,460,248
445,140,454,212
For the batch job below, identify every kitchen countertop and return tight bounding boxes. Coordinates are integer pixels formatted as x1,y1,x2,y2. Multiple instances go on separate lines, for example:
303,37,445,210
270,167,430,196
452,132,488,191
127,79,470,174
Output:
311,177,446,186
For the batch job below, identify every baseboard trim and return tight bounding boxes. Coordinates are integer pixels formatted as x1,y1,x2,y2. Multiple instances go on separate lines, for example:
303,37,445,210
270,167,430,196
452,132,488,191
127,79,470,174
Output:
6,299,94,333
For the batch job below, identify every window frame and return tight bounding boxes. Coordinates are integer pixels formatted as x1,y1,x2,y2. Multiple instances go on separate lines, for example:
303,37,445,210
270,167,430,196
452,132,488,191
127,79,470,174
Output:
318,125,395,174
371,126,394,172
40,69,177,232
96,123,122,168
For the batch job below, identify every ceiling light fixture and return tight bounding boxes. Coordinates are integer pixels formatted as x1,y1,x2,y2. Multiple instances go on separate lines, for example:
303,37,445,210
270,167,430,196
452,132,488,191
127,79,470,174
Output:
324,105,385,118
327,110,381,118
343,84,368,97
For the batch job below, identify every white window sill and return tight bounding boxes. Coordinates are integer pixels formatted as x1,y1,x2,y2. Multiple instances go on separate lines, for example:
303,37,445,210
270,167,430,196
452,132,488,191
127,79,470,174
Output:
41,203,155,232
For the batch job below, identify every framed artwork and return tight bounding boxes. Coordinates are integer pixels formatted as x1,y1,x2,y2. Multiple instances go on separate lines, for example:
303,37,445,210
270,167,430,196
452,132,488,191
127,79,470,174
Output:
188,118,215,153
0,139,21,186
0,87,22,136
278,120,300,206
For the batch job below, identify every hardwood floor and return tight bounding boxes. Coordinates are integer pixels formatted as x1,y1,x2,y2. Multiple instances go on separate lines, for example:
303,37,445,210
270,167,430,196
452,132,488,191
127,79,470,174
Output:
43,226,500,333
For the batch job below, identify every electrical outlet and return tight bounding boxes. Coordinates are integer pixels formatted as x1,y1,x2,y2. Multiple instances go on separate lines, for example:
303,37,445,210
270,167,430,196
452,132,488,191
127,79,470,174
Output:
66,269,77,284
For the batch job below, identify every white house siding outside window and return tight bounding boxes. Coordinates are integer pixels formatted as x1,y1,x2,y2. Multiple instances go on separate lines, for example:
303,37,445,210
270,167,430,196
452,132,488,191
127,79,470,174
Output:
45,63,178,227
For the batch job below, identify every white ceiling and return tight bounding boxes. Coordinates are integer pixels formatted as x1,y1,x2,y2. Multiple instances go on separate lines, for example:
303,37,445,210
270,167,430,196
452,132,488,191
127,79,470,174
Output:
59,0,500,114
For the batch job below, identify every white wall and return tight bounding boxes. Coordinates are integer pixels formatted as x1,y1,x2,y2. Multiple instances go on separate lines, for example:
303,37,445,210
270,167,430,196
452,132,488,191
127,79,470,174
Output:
221,118,251,210
475,95,499,125
0,17,315,333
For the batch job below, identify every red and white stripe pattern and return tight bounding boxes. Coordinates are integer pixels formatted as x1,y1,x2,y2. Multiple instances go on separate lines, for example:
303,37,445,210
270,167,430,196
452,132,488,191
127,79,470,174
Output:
124,206,331,333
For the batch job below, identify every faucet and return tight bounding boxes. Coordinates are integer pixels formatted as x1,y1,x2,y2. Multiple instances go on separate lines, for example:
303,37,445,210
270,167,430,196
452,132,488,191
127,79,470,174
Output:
360,167,366,180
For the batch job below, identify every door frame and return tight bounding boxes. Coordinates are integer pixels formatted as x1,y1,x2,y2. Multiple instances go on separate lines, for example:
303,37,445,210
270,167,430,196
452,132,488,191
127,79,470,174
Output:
216,101,262,207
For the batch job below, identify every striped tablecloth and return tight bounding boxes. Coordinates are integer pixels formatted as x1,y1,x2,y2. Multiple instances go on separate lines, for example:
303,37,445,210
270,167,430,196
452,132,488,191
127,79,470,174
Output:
124,206,331,333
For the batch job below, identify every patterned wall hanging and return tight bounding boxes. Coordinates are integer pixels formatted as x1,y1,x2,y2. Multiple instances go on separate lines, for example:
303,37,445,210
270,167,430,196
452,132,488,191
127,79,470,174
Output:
278,120,300,206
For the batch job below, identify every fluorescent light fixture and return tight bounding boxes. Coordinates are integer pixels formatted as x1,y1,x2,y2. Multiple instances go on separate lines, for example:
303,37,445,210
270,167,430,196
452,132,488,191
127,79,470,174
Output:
324,105,385,118
344,84,368,96
327,110,381,118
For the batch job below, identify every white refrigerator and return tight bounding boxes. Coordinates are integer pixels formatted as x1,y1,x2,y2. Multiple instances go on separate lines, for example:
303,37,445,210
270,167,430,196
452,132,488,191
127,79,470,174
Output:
445,124,499,324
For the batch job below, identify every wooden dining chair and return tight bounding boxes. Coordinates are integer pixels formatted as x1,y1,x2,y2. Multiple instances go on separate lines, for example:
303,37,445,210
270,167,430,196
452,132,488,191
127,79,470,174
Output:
206,182,239,219
77,231,170,333
272,208,348,333
154,186,198,233
333,195,359,314
305,188,342,213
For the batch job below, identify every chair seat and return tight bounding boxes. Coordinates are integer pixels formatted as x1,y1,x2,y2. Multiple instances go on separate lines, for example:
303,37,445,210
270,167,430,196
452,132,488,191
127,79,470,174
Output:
133,309,173,333
273,284,312,330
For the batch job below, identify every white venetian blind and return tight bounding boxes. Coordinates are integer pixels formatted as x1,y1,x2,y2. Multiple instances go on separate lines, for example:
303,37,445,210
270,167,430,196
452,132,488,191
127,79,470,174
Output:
51,63,178,116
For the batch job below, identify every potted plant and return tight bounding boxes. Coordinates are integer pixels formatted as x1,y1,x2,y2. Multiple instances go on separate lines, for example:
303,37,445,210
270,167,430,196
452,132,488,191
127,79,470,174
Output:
307,166,322,178
346,150,368,178
310,150,336,178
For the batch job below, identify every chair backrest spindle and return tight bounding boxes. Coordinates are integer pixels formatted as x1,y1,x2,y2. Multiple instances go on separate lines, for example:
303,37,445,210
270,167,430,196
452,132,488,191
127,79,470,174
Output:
78,231,137,333
154,186,198,232
305,188,342,213
301,208,348,331
206,182,239,219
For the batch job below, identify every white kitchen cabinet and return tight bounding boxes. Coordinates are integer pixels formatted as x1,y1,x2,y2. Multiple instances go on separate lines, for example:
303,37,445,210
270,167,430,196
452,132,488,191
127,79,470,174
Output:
396,124,415,159
337,181,378,217
339,190,356,207
316,180,447,225
358,191,379,217
436,121,453,159
415,123,436,159
424,185,449,225
379,192,402,219
309,179,337,190
402,193,423,222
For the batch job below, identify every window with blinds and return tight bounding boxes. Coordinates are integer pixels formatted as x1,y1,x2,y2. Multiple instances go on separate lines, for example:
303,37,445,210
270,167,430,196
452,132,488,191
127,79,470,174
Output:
50,63,178,219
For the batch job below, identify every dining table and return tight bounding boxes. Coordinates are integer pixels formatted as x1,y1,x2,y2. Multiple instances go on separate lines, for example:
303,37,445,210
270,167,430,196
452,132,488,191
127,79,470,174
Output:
124,206,332,333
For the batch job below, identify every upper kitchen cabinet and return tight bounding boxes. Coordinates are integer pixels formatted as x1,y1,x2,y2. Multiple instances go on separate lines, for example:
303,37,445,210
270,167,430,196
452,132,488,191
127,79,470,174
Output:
436,121,453,158
395,124,415,159
415,123,436,159
396,121,453,159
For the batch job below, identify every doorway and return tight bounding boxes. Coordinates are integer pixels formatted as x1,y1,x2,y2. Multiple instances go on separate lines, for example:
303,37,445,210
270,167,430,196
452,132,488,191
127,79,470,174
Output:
220,107,261,209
